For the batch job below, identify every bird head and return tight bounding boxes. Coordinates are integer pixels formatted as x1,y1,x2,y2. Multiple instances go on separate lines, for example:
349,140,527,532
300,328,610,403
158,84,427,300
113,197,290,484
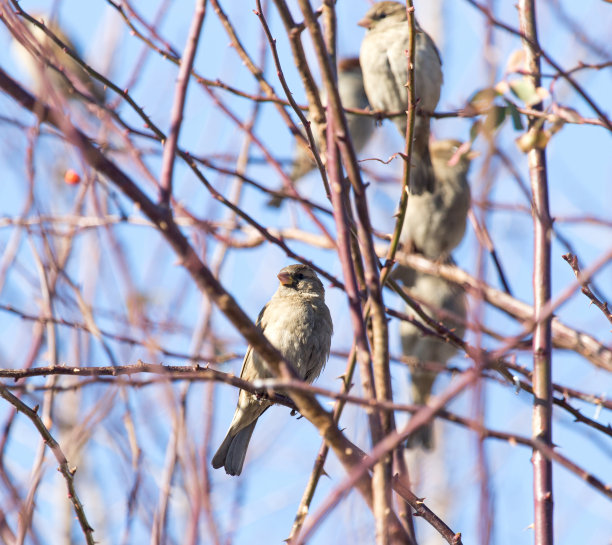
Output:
277,264,325,296
358,2,407,31
431,139,478,177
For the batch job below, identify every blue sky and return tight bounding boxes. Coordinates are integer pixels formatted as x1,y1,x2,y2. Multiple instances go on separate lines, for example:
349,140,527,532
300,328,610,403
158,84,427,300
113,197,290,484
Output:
0,0,610,543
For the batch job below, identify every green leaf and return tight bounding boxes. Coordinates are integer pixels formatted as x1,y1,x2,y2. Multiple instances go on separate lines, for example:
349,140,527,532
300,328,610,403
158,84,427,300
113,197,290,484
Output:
504,99,524,130
485,105,508,132
509,78,549,107
470,119,482,142
509,78,535,103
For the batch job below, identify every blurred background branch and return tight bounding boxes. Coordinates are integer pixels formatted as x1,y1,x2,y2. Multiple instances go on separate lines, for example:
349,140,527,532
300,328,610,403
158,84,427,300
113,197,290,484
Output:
0,1,609,544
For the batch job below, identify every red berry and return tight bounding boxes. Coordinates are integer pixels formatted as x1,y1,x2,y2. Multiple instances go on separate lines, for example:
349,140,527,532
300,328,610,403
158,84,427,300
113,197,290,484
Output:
64,169,81,185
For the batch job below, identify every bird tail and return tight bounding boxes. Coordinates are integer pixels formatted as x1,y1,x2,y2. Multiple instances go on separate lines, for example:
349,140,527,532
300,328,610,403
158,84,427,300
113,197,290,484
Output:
406,422,434,450
267,141,316,207
406,369,436,450
289,149,316,183
211,420,257,476
266,193,285,208
391,264,417,288
408,144,435,195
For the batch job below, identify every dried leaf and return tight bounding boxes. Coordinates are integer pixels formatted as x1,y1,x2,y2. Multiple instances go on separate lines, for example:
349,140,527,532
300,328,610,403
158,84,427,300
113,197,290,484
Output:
535,130,552,148
505,50,527,74
468,87,499,113
494,80,511,95
553,104,582,124
516,129,539,153
548,117,566,136
534,86,550,104
516,127,551,153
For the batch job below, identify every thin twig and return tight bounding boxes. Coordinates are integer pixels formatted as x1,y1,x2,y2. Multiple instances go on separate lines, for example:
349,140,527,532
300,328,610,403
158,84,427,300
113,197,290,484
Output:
394,253,612,372
0,385,95,545
517,2,554,543
465,0,612,131
562,253,612,325
159,0,207,206
0,65,392,524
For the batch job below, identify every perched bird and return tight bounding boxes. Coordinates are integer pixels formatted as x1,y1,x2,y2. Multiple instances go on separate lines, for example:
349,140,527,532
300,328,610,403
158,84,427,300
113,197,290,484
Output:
400,139,474,260
10,14,106,103
267,57,373,207
358,1,443,194
212,264,333,476
399,269,466,450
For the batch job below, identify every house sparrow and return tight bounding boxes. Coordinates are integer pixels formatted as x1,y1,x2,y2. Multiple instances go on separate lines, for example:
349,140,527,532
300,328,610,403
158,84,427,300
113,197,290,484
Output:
267,58,373,207
212,264,333,476
400,139,473,260
10,14,106,103
358,1,443,194
399,268,466,449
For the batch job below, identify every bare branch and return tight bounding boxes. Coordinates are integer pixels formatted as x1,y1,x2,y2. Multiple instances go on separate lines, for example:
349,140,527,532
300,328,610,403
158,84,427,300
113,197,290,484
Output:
0,385,95,545
562,253,612,325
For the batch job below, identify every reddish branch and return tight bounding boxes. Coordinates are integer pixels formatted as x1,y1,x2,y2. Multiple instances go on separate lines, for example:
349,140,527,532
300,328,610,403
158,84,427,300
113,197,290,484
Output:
254,1,330,197
159,0,207,206
562,253,612,325
287,346,359,541
1,3,609,541
464,0,612,132
395,254,612,372
2,362,610,502
0,67,424,540
0,385,95,545
2,361,611,440
293,364,483,545
517,2,554,544
294,3,400,542
382,0,417,276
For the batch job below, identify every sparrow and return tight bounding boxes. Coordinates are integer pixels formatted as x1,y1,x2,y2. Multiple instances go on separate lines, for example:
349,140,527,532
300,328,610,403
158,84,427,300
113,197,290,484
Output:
10,13,106,103
212,264,333,476
400,139,474,260
358,1,443,194
399,268,466,449
267,57,373,207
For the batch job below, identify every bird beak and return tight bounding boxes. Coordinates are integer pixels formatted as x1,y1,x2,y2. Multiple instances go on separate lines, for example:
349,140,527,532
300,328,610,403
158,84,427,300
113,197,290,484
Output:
277,271,293,286
447,142,479,165
357,16,372,29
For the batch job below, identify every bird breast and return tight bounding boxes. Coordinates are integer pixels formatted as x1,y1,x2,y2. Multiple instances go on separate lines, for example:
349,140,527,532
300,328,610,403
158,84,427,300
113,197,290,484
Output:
258,296,331,381
360,22,442,117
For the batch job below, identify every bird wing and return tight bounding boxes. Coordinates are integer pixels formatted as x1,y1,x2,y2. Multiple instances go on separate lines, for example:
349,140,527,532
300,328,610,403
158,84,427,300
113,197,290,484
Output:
238,303,269,381
386,35,410,108
413,20,442,68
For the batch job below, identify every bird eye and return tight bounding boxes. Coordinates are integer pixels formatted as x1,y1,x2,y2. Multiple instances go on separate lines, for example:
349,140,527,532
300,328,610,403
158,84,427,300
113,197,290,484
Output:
294,273,304,281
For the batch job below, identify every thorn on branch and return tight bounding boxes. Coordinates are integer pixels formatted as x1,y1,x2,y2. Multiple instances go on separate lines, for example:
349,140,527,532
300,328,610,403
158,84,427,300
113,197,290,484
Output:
562,253,612,325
